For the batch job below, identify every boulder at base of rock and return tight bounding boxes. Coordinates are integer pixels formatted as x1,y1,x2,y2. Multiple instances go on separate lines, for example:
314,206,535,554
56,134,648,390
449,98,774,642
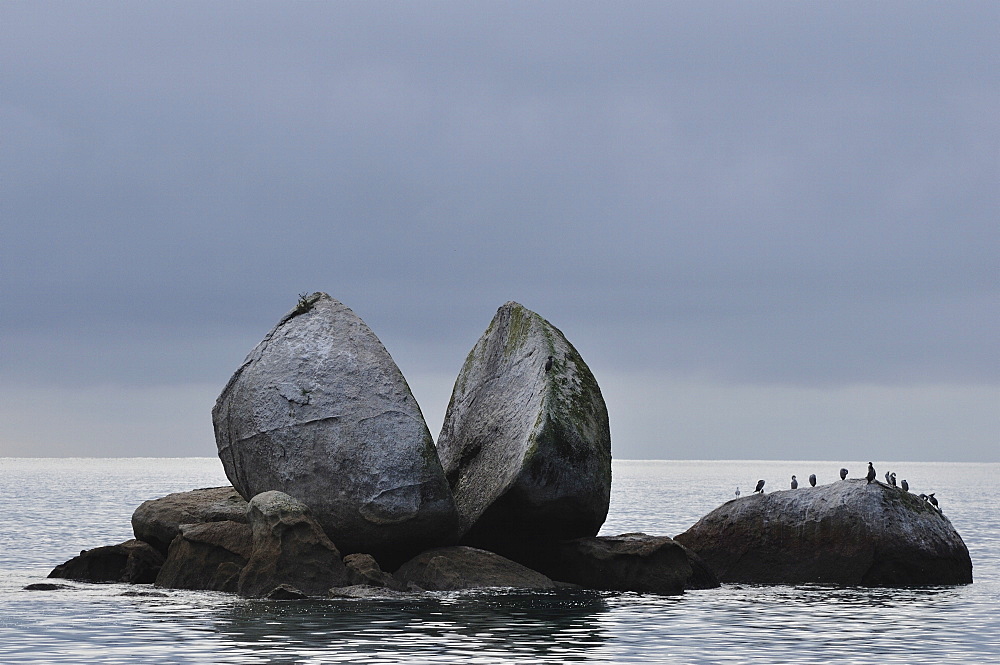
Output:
393,546,556,591
675,479,973,586
437,302,611,554
213,293,458,568
517,533,719,595
155,521,253,592
48,540,164,584
343,553,402,590
132,486,248,554
237,491,350,598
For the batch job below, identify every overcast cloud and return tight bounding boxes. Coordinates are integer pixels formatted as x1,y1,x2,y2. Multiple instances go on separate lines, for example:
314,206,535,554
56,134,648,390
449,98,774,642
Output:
2,2,997,461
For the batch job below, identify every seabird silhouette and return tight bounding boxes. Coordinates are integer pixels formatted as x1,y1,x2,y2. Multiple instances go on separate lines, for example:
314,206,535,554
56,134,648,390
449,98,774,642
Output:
735,487,740,498
866,462,876,484
840,468,849,480
901,479,909,492
885,471,892,484
927,493,939,509
809,473,817,487
889,472,897,488
790,475,798,489
755,479,765,494
544,356,554,372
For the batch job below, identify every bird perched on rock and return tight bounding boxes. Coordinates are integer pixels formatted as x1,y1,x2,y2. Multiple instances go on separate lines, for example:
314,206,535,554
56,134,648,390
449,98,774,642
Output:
927,493,939,510
840,468,849,480
889,472,897,488
866,462,876,484
790,475,798,489
544,355,554,372
735,487,740,498
901,479,909,492
809,474,817,487
755,479,765,494
885,471,892,484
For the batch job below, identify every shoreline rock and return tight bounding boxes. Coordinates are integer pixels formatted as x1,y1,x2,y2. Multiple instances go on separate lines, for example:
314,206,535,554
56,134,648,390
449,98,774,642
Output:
132,486,248,554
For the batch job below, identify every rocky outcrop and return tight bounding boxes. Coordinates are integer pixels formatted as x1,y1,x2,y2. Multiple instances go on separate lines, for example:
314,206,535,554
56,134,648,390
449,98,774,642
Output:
675,479,973,586
393,546,556,591
48,539,164,584
437,302,611,555
155,521,253,592
132,486,248,554
237,491,350,597
213,293,458,568
343,553,402,589
516,533,719,595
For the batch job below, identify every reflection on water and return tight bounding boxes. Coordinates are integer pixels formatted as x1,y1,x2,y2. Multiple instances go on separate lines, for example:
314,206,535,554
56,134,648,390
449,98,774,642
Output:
2,459,998,664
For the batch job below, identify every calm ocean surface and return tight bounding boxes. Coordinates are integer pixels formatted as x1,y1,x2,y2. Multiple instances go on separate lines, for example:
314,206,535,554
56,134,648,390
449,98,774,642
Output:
1,458,997,664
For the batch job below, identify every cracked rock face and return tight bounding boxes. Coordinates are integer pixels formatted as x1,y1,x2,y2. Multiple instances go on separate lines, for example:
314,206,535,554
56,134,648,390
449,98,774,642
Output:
437,302,612,554
213,293,458,567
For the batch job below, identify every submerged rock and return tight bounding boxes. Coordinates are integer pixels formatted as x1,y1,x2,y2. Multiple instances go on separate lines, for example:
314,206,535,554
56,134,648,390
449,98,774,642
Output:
437,301,611,554
393,546,556,591
237,491,350,598
155,520,253,592
212,293,458,567
48,539,164,584
132,486,248,554
675,479,973,586
517,533,719,595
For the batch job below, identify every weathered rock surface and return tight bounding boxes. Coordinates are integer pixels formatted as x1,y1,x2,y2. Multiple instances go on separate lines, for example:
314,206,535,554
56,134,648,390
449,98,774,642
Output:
343,553,402,589
48,539,164,584
437,301,611,554
517,533,719,595
132,486,248,554
155,521,253,592
237,491,350,598
213,293,458,567
394,546,557,591
675,480,973,586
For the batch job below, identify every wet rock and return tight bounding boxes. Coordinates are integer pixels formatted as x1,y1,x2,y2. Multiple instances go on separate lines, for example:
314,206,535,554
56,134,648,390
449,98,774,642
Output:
516,533,719,595
132,486,248,554
343,553,402,590
213,293,458,567
393,546,556,591
265,584,309,600
237,491,350,598
155,521,253,592
24,583,72,591
48,539,164,584
437,302,611,554
675,479,973,586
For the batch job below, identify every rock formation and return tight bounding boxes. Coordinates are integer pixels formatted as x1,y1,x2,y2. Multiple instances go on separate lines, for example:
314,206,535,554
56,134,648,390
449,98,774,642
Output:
132,486,248,554
237,491,350,597
48,540,164,584
155,521,252,592
516,533,719,595
675,479,973,586
212,293,458,567
437,302,611,554
393,546,556,591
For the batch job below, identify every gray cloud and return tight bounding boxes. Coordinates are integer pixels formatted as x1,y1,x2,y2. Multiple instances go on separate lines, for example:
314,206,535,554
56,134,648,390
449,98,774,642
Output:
2,2,997,459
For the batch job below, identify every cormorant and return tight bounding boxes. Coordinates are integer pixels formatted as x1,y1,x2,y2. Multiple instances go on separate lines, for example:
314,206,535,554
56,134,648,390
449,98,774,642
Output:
927,493,939,509
809,473,817,487
889,472,897,488
735,487,740,498
840,468,849,480
866,462,876,484
790,475,798,489
544,356,554,372
885,471,892,484
901,479,909,492
755,479,765,494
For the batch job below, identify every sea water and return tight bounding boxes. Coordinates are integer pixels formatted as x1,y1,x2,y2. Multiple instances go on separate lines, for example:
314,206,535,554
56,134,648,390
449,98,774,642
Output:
1,458,997,664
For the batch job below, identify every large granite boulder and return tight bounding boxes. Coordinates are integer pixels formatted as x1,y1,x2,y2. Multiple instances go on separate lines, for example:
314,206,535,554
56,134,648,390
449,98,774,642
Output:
516,533,719,595
437,302,611,554
155,521,253,592
237,491,350,597
132,486,248,554
213,293,459,567
48,539,164,584
675,479,973,586
393,546,556,591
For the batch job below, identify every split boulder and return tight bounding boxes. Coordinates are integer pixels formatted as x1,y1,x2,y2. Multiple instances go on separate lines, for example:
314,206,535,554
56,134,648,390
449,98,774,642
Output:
437,302,611,554
213,293,458,567
155,520,253,592
132,486,248,554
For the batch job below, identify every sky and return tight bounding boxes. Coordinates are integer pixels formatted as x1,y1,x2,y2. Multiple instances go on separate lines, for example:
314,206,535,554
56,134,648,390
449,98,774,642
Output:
1,1,997,462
